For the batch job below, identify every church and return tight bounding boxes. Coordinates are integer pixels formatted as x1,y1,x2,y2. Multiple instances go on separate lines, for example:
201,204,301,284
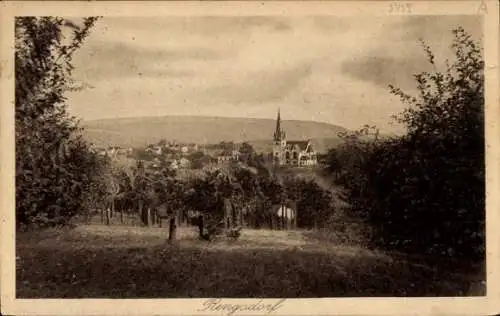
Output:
272,109,318,167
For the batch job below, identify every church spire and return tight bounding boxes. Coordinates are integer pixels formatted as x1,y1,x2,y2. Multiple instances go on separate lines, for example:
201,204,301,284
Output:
274,108,282,141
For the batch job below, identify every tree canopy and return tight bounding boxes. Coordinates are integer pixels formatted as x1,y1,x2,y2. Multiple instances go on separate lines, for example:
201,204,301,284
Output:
15,17,101,229
327,27,484,260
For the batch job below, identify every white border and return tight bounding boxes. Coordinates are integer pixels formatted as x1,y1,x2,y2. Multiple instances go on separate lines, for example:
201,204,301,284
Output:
1,1,499,315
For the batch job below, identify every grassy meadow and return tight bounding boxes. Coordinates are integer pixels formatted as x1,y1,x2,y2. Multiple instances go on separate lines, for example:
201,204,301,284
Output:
16,225,485,298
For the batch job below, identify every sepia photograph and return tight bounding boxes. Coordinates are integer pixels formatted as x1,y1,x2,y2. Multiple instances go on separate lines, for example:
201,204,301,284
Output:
1,1,499,315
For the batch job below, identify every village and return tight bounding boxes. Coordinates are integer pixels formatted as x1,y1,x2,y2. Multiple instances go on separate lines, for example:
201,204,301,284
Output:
89,110,320,172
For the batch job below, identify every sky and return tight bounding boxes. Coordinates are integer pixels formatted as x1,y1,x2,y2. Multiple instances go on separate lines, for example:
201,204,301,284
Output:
66,15,482,134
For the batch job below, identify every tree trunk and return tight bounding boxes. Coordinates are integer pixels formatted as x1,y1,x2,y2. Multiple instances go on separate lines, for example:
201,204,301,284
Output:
281,206,285,230
292,212,296,229
147,208,152,227
277,207,281,230
168,217,177,243
239,207,243,226
139,199,144,225
224,199,231,230
100,208,104,224
230,202,235,228
179,210,184,226
120,208,124,223
198,215,204,238
105,207,110,225
110,198,115,218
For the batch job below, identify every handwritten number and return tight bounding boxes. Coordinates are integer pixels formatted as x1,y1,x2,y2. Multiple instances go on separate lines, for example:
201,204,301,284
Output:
389,3,412,14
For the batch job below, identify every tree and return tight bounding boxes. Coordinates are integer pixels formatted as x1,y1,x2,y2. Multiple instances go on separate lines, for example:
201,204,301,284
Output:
238,142,255,164
132,148,154,161
188,151,208,169
158,138,167,147
283,177,334,229
330,28,485,260
100,162,133,224
231,164,262,226
384,27,485,259
324,148,341,179
122,160,154,226
218,141,235,151
15,17,101,229
80,156,111,224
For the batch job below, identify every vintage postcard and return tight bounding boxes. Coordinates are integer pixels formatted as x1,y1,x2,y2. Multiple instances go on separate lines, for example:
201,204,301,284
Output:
1,1,499,315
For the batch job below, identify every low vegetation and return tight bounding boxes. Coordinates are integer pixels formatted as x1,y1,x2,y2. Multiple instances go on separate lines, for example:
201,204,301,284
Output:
16,225,484,298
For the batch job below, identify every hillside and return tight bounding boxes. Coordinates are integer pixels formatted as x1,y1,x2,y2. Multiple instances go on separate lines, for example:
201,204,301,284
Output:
81,116,348,153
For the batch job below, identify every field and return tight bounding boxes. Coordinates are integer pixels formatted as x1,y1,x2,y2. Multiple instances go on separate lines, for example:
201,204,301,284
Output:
16,225,485,298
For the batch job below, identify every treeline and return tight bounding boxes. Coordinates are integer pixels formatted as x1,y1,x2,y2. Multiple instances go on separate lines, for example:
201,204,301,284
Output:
89,146,336,231
324,28,485,261
183,160,335,230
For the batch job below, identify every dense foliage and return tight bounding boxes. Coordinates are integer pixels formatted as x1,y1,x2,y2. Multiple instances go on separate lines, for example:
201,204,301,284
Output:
15,17,102,229
327,28,485,261
99,144,337,230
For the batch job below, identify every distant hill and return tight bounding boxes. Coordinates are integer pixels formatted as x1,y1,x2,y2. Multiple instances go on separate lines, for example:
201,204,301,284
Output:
81,116,348,153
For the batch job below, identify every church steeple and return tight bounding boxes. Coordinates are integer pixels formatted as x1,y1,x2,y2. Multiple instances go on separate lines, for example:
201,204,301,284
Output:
274,108,282,141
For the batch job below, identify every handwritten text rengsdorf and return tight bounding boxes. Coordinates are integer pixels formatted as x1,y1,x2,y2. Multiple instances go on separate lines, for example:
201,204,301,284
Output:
197,298,287,316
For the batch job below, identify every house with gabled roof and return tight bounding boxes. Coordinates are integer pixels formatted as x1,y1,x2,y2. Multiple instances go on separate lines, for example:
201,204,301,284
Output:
216,148,240,165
